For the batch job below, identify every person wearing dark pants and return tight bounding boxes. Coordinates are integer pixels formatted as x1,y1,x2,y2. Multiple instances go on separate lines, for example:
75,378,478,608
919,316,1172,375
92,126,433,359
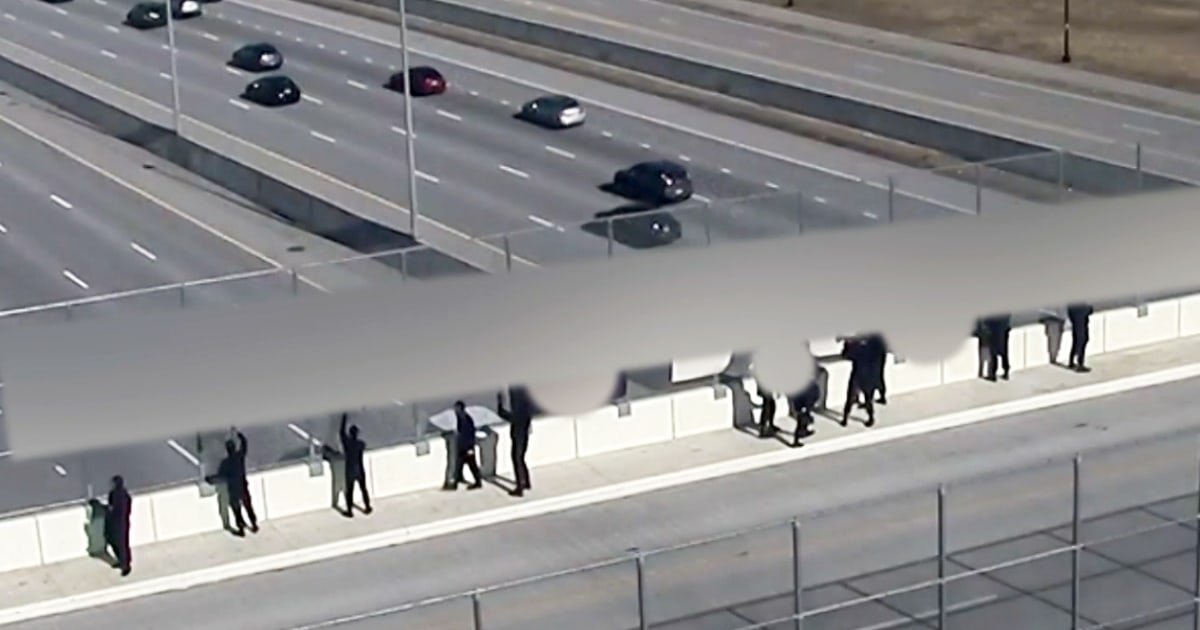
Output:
446,401,483,491
207,428,258,536
841,337,877,428
105,475,132,577
1067,303,1094,372
755,383,777,438
861,334,888,405
340,413,372,517
789,379,820,447
984,314,1013,381
497,386,533,497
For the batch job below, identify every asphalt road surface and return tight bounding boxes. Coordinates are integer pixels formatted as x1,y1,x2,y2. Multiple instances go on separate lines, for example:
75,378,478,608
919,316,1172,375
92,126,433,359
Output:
454,0,1200,182
13,374,1200,630
0,0,1055,266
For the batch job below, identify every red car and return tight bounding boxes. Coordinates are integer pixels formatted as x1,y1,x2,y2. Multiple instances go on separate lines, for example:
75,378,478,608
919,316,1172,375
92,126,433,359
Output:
384,66,446,96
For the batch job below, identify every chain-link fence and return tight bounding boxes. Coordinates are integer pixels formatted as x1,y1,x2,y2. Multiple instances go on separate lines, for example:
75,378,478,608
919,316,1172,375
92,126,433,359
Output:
353,426,1200,630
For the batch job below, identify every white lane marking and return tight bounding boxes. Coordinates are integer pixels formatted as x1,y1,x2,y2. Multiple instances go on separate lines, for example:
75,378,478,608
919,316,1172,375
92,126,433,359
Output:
693,193,712,202
94,0,108,5
0,222,8,234
719,167,732,174
49,194,72,209
498,164,529,179
54,7,68,16
53,464,67,477
389,125,407,136
228,98,250,110
544,145,575,159
435,109,462,121
225,66,243,76
500,99,510,106
253,23,262,30
601,130,613,138
468,90,479,97
235,18,243,25
863,211,879,219
346,79,368,90
62,269,89,290
528,214,558,230
202,32,220,42
814,196,828,204
50,31,64,40
415,171,439,184
160,44,169,50
100,50,117,59
388,64,396,71
295,36,303,43
158,72,172,80
317,43,325,49
130,241,158,261
363,56,372,64
274,30,283,36
638,142,651,149
105,25,119,33
309,130,337,144
166,439,201,466
3,13,15,21
765,182,780,189
678,154,691,162
1122,123,1162,136
301,94,322,105
339,49,348,56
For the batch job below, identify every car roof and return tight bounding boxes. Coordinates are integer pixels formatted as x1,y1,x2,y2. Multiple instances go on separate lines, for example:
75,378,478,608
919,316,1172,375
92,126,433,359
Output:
256,75,293,85
410,66,440,74
636,160,687,174
243,42,277,51
134,1,162,8
536,94,579,107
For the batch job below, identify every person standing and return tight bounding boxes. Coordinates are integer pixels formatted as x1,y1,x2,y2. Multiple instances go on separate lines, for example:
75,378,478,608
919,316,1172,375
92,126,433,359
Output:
974,319,992,379
984,314,1013,381
789,377,820,447
755,383,777,438
497,386,533,497
1067,302,1094,372
447,401,483,491
862,334,888,405
339,413,372,516
207,427,258,536
841,337,878,428
105,475,132,577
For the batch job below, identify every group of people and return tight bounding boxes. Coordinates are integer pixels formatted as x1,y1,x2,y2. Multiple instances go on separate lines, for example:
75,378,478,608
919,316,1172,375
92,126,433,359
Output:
442,388,534,498
976,302,1095,379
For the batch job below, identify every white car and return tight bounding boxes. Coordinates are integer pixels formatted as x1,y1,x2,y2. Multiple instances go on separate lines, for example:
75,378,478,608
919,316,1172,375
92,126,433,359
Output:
172,0,202,18
519,95,586,129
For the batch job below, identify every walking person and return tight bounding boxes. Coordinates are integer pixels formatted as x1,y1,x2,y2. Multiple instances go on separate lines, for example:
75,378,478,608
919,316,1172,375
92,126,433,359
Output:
445,401,483,491
497,386,533,497
841,337,878,428
755,382,777,438
1067,302,1094,372
789,377,820,447
206,427,258,536
105,475,132,577
984,314,1013,381
339,413,372,517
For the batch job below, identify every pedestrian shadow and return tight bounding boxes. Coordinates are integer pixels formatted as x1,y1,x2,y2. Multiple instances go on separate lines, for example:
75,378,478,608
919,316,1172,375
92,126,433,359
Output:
721,376,758,431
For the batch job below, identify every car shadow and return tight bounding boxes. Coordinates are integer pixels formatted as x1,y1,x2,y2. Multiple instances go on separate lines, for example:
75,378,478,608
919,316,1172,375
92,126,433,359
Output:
582,202,681,250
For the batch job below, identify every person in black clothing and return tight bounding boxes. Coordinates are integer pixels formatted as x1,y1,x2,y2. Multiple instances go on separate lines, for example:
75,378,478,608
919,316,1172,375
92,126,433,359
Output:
497,386,533,497
789,378,821,447
1067,303,1094,372
105,475,132,576
755,383,777,438
339,413,371,517
206,428,258,536
984,314,1013,381
446,401,483,491
841,337,878,428
974,319,992,378
861,334,888,406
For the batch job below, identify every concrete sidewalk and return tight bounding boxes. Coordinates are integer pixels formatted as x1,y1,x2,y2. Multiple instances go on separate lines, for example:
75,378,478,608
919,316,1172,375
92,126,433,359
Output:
5,333,1200,620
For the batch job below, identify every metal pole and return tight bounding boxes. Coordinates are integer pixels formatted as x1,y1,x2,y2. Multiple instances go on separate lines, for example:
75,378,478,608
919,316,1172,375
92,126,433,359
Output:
472,591,484,630
179,282,186,307
398,0,420,238
796,196,804,234
290,267,299,294
792,519,804,630
1061,0,1071,63
400,249,409,281
503,234,513,272
1072,454,1082,629
1136,142,1144,191
938,484,947,630
635,551,649,630
704,202,712,246
974,163,983,215
887,176,896,222
1193,439,1200,630
606,219,615,258
1057,150,1066,201
165,2,182,132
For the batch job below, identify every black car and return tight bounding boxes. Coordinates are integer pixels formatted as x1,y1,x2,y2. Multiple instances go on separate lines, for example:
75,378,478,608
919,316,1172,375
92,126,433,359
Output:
125,2,166,28
39,0,73,4
230,43,283,72
588,204,683,249
517,94,586,129
384,66,446,96
611,160,694,204
242,76,301,107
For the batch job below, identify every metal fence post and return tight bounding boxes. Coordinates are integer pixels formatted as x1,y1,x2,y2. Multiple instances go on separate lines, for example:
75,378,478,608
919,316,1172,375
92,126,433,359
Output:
635,550,649,630
796,195,804,234
290,267,299,294
503,235,513,273
606,219,615,259
1057,149,1067,202
64,303,72,321
938,484,947,630
472,590,484,630
1193,439,1200,630
1135,142,1144,191
974,163,983,215
792,518,804,630
704,202,713,246
1072,454,1082,629
887,176,896,222
400,249,409,282
179,282,187,307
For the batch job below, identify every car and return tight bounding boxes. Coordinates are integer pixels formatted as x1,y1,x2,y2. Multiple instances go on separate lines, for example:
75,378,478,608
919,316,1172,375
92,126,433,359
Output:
588,204,683,249
39,0,73,5
171,0,202,19
125,2,167,28
611,160,693,205
242,75,301,107
230,43,283,72
384,66,446,96
517,94,585,129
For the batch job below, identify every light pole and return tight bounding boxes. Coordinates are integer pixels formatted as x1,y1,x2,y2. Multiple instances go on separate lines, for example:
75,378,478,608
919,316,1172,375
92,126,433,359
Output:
398,0,421,238
1060,0,1071,63
165,1,183,132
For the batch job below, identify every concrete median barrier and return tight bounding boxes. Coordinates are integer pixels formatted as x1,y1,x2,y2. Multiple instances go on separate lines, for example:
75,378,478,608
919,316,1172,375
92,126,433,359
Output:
365,442,449,499
0,517,41,573
670,386,734,438
257,463,337,520
32,506,90,565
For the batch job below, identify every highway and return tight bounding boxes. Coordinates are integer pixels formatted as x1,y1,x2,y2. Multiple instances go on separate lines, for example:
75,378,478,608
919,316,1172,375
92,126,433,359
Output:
0,0,1053,266
13,375,1200,630
447,0,1200,182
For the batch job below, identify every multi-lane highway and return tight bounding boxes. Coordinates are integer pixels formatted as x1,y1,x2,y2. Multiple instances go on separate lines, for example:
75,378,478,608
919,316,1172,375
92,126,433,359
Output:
11,372,1200,630
445,0,1200,180
1,0,1058,266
